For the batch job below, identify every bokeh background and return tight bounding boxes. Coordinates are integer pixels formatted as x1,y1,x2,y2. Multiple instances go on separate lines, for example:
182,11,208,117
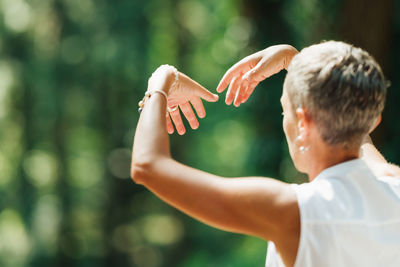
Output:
0,0,399,266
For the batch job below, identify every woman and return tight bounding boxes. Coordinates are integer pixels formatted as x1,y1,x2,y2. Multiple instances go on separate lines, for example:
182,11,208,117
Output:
131,41,400,267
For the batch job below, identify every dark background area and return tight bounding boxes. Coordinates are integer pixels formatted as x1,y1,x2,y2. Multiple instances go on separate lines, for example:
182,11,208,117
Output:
0,0,398,266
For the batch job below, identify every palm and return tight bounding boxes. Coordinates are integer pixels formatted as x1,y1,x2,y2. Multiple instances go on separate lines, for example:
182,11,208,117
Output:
167,84,196,107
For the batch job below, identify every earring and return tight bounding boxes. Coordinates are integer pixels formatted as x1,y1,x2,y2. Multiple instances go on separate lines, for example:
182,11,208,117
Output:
299,146,309,154
295,135,310,154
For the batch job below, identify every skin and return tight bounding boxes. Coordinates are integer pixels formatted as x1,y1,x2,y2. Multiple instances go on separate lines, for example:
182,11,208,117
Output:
217,44,299,106
131,46,400,267
160,66,219,135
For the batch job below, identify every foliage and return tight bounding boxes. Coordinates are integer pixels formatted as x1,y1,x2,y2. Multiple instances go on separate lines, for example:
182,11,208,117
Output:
0,0,398,266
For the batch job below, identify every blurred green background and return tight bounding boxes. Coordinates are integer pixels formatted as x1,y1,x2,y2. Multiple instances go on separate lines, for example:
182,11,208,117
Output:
0,0,399,266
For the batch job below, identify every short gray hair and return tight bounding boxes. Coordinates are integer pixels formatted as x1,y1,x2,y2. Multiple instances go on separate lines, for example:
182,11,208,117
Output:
284,41,387,148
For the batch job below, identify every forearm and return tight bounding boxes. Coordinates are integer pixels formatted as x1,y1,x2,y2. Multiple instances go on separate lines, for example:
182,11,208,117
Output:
131,93,171,181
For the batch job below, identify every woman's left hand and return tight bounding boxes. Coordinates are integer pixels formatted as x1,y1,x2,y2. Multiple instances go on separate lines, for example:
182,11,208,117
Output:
216,45,298,106
166,72,219,135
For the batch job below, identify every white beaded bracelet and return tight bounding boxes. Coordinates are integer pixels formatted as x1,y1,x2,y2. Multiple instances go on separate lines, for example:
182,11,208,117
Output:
138,90,168,113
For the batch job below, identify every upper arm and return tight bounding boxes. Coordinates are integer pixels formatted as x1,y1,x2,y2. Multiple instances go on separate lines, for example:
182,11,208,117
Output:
217,177,300,241
136,157,300,243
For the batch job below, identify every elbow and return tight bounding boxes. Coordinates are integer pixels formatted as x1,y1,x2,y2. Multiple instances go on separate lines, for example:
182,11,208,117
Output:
131,155,169,184
130,158,153,185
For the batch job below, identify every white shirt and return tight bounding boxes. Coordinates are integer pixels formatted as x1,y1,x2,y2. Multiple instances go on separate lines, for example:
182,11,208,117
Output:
266,159,400,267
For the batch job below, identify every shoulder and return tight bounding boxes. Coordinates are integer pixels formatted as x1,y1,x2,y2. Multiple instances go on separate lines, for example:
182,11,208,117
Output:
371,161,400,178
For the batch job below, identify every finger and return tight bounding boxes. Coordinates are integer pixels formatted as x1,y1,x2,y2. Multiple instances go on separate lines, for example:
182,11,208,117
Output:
225,76,241,105
166,114,175,134
242,81,259,103
216,59,251,93
233,87,243,107
179,72,219,102
234,80,248,107
198,88,219,102
216,67,239,93
180,102,199,130
190,97,206,118
170,108,186,135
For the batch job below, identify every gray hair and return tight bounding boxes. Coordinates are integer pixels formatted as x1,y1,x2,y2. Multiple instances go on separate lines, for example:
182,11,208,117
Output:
284,41,387,148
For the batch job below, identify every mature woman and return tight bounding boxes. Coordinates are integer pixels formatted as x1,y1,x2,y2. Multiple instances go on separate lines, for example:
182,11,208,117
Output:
131,41,400,267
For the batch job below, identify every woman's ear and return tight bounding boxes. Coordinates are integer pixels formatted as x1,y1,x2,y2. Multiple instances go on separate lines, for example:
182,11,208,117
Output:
369,115,382,133
296,107,311,136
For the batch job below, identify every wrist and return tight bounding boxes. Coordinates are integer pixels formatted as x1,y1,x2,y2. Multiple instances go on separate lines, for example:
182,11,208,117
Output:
281,45,299,70
259,45,298,70
163,68,178,94
150,65,178,95
139,65,179,113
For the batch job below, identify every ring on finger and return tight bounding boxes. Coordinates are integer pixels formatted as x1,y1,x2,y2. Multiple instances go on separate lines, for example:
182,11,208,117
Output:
168,105,179,113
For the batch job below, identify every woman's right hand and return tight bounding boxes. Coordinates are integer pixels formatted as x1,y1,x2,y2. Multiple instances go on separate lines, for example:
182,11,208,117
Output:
147,65,218,135
216,44,298,106
166,71,218,135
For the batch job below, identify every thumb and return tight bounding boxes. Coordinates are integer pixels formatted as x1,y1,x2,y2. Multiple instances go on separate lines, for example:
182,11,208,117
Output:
198,87,219,102
181,72,219,102
186,76,219,102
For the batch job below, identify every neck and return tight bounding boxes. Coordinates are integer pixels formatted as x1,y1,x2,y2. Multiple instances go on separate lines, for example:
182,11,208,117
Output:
307,145,360,181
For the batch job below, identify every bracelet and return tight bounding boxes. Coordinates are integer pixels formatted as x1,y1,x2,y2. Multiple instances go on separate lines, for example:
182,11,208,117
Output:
138,90,168,113
138,64,179,114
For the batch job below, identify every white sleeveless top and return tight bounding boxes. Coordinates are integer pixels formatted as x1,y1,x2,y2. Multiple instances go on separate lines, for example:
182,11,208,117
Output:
266,159,400,267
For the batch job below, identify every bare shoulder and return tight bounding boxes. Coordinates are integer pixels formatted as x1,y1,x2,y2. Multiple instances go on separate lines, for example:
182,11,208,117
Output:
368,161,400,178
382,163,400,177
